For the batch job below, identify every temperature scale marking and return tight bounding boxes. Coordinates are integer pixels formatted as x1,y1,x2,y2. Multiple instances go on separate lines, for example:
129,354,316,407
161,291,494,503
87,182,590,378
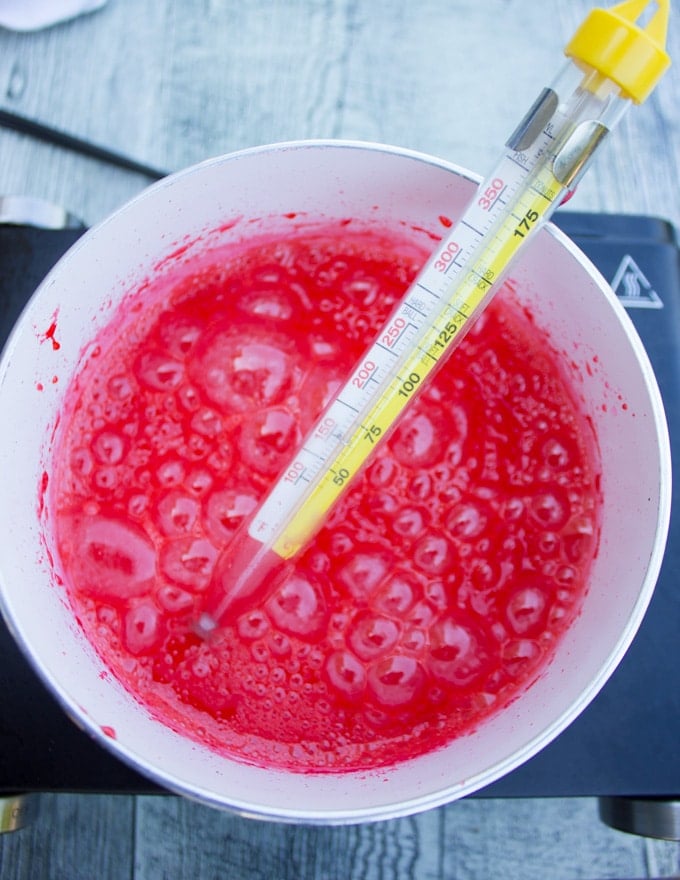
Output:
254,141,568,559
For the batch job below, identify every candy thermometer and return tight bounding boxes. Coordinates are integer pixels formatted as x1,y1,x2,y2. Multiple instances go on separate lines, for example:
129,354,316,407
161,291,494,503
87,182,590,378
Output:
198,0,671,634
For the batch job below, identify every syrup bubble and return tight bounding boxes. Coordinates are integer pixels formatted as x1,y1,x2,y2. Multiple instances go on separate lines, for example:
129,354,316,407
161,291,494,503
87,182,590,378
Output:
123,599,162,655
93,466,119,491
407,600,436,628
348,612,400,661
270,666,286,685
190,328,296,412
556,565,578,587
469,557,502,592
240,289,295,320
325,649,367,699
408,472,432,501
429,618,486,686
182,434,210,461
68,516,156,599
563,517,595,563
502,497,524,522
343,274,380,307
307,551,330,575
237,609,269,641
413,533,454,575
402,626,426,652
121,420,139,440
159,536,218,591
533,531,560,557
541,437,572,470
204,488,258,545
425,580,448,611
367,455,399,488
502,638,541,677
251,642,269,663
156,491,200,536
157,584,194,614
266,574,327,639
158,315,202,358
191,408,223,438
205,450,231,476
71,447,94,477
445,501,489,540
134,351,185,391
156,459,186,488
506,586,547,635
443,405,469,468
368,654,425,707
127,494,149,518
239,408,300,476
392,506,428,540
529,488,570,529
336,550,390,601
191,658,213,679
268,632,292,657
178,384,201,413
107,374,135,400
430,618,471,660
309,335,343,362
327,531,354,557
374,572,418,616
185,468,214,496
370,491,400,517
392,411,443,467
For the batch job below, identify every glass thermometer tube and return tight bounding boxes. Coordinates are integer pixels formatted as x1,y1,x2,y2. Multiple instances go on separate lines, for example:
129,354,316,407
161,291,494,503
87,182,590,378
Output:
198,0,670,633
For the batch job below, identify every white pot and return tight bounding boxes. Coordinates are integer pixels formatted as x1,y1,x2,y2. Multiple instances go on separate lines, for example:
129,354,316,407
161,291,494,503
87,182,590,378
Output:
0,141,670,823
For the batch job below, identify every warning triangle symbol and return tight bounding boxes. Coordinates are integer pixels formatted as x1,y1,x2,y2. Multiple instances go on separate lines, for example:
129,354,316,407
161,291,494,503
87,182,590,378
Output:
611,254,663,309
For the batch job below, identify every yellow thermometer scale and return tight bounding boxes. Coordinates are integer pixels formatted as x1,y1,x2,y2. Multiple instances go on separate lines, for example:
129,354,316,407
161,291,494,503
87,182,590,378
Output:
199,0,670,632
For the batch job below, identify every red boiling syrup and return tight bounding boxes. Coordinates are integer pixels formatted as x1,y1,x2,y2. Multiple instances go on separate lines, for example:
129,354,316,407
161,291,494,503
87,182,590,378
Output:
51,223,601,772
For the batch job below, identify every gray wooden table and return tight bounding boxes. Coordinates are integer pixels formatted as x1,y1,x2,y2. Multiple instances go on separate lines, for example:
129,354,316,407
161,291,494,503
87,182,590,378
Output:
1,0,679,230
1,1,679,878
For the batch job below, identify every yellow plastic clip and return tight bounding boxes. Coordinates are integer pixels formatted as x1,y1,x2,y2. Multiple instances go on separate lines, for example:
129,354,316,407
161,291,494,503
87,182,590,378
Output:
565,0,671,103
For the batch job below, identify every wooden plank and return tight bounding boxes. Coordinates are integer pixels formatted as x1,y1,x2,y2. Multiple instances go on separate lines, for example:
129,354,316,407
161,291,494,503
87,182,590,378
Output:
133,794,680,880
134,794,442,880
0,792,675,879
0,793,134,880
442,797,649,879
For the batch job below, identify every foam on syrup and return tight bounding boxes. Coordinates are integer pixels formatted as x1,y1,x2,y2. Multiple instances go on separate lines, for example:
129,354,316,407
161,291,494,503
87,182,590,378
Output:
49,222,601,772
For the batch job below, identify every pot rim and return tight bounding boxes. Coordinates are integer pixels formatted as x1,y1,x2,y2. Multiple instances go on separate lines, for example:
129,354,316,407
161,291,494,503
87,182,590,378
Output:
0,139,671,823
